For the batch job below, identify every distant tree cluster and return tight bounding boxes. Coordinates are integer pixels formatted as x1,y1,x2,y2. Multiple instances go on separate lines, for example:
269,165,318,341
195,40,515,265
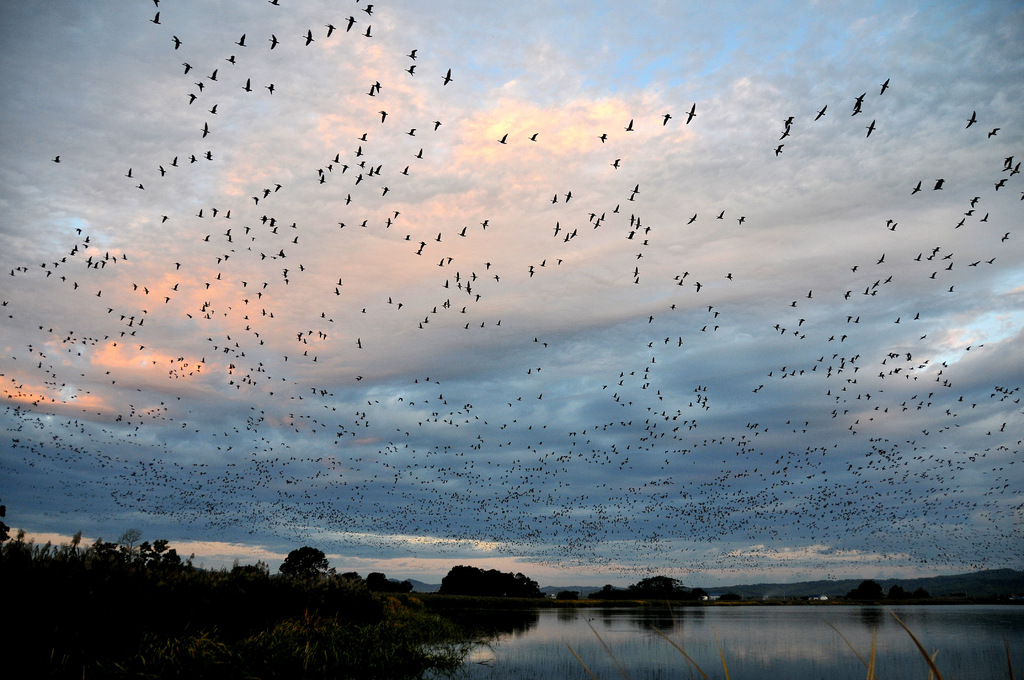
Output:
846,579,885,600
438,565,543,597
589,576,707,601
365,571,414,593
277,548,413,593
888,583,931,599
846,579,930,600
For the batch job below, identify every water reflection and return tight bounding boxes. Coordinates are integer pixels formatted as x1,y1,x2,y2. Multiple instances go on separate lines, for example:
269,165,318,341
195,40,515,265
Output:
438,605,1024,680
442,607,539,638
556,607,577,623
855,605,885,630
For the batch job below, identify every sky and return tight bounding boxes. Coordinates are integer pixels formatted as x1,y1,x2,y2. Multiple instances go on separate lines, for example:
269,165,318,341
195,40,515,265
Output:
1,0,1022,588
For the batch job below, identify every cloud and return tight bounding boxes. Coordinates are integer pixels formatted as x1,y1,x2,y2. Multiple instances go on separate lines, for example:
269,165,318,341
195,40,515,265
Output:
1,0,1021,587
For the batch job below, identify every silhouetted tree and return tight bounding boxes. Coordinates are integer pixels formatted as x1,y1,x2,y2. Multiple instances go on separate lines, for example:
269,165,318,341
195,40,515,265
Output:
117,528,143,563
439,565,542,597
888,584,908,599
232,560,270,577
625,576,704,600
0,498,9,543
631,575,685,598
279,546,330,578
847,579,884,600
589,584,627,600
365,571,413,593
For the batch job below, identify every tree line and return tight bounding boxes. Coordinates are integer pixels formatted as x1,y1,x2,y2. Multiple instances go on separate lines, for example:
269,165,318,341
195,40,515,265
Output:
846,579,930,600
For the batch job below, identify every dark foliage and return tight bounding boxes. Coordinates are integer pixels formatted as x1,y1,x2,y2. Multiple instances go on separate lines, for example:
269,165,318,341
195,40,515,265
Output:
888,583,930,599
279,545,330,578
846,579,885,600
589,576,705,600
439,564,543,597
365,571,414,593
0,528,471,678
0,498,9,543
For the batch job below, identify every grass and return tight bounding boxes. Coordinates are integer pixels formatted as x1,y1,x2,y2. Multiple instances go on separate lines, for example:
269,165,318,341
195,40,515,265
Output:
570,608,1016,680
100,602,471,679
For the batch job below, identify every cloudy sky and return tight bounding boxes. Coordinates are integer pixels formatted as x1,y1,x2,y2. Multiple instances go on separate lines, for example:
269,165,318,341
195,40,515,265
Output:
1,0,1022,587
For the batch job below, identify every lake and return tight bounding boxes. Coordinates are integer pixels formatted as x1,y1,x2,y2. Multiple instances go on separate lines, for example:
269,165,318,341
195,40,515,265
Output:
434,604,1023,680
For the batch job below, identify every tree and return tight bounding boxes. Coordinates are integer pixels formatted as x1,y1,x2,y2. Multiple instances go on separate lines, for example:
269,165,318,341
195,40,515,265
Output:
279,546,330,578
365,572,413,593
589,584,626,600
888,584,908,599
117,528,143,563
0,498,9,543
232,561,269,578
847,579,884,600
625,576,703,600
439,565,542,597
630,575,686,598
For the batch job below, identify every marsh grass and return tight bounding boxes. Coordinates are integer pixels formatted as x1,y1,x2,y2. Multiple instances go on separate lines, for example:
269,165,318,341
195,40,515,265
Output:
100,604,470,679
570,607,1016,680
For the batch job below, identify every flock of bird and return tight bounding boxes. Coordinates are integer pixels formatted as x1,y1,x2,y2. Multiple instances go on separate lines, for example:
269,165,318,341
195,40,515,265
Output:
1,0,1021,579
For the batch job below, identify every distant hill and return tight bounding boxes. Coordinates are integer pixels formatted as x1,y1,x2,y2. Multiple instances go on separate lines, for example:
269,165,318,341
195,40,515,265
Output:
407,579,440,593
704,568,1024,599
412,569,1024,599
539,585,605,598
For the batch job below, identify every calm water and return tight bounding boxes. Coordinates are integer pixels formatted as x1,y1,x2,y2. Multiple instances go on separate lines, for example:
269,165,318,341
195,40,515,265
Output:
435,604,1023,680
